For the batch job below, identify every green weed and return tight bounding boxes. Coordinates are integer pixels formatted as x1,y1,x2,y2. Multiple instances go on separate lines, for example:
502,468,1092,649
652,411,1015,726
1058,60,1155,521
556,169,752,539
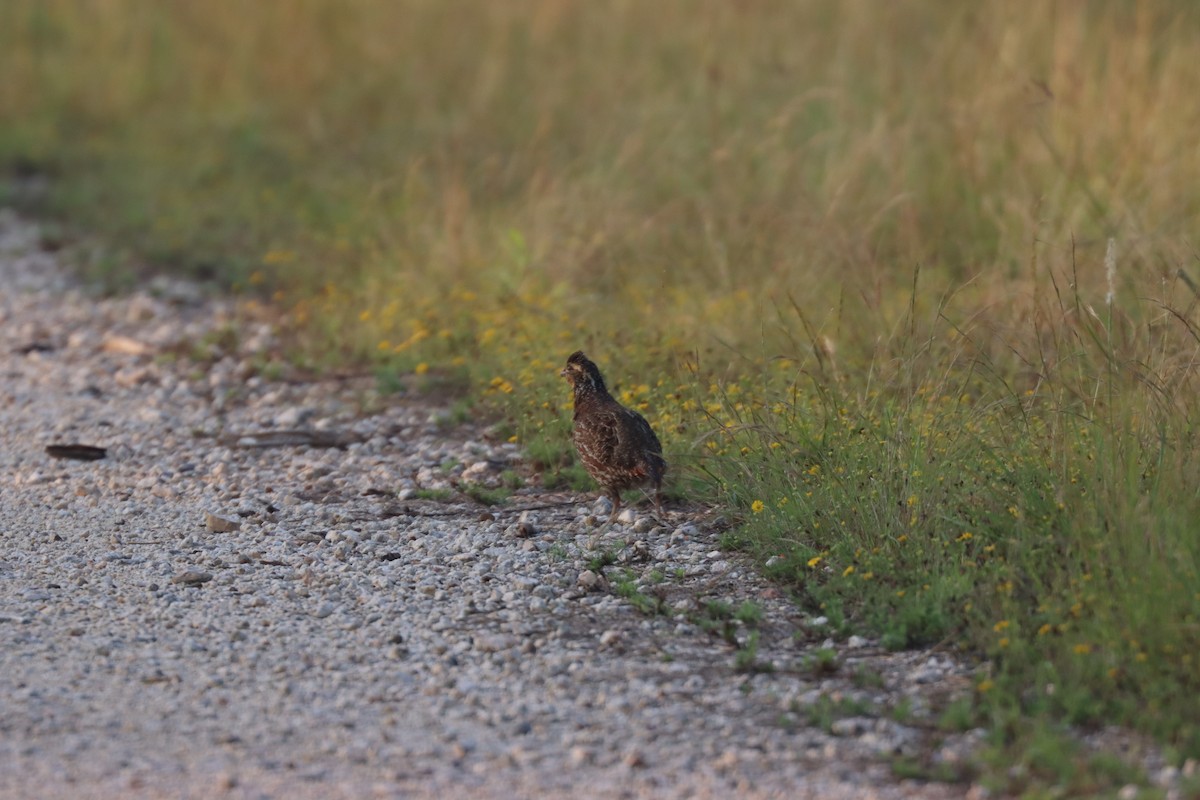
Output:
462,485,510,507
802,648,840,678
585,549,618,574
733,630,774,674
612,570,672,617
733,600,764,627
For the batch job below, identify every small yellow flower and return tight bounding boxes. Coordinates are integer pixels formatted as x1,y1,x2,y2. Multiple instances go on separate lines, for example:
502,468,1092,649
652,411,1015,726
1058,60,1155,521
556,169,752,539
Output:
770,441,782,450
977,679,994,693
1073,643,1092,655
414,362,429,375
993,620,1010,632
1037,624,1052,636
807,556,822,568
843,565,855,577
751,500,765,514
998,637,1010,648
956,531,973,542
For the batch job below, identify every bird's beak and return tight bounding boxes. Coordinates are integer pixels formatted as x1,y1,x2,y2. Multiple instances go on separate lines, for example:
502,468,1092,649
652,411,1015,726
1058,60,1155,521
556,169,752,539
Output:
559,367,569,379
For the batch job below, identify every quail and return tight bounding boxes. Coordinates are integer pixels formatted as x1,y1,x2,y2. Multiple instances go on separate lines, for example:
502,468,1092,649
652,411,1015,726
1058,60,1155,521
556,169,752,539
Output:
560,350,666,522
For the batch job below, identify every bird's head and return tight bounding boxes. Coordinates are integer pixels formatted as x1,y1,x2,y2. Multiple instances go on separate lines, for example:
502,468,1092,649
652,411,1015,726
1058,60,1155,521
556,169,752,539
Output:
560,350,607,394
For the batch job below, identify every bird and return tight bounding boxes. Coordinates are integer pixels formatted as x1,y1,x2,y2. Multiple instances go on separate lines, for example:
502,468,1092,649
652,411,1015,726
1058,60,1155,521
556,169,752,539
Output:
560,350,666,523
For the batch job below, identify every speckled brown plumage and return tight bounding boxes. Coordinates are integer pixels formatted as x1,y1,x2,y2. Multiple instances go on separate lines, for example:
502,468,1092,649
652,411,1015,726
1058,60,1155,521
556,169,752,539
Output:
560,350,666,522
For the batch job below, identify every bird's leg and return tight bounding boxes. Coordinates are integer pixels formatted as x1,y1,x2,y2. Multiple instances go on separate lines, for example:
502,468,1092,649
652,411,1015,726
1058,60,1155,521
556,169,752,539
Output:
606,490,622,525
653,486,665,519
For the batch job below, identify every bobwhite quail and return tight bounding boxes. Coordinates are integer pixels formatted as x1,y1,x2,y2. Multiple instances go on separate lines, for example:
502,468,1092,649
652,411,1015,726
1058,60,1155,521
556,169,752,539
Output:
560,350,666,522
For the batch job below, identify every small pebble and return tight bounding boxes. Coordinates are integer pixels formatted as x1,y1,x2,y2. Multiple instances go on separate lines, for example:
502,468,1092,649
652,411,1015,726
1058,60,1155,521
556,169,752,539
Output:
170,570,214,586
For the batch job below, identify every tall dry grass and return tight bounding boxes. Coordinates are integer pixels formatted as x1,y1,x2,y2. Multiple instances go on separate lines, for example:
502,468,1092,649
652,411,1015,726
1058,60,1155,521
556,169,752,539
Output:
3,1,1199,364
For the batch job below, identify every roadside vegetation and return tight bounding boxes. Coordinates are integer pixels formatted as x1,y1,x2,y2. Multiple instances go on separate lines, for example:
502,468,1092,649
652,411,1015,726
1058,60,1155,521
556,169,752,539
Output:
3,2,1199,792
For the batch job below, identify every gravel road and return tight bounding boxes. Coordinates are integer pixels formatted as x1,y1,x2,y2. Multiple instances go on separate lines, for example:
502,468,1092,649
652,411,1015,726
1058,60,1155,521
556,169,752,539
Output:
0,210,982,799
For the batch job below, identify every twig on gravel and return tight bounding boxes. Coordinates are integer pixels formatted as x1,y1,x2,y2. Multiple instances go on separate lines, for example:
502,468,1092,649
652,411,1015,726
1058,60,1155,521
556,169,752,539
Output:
45,443,107,460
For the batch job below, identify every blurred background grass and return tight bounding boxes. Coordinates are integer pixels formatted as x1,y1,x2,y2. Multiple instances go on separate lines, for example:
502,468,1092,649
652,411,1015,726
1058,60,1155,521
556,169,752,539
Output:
3,0,1200,783
5,1,1199,363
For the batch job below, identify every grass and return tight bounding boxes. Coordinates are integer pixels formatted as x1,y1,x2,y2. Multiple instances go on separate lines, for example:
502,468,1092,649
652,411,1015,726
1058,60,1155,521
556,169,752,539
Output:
462,484,511,506
979,724,1149,797
802,647,841,678
795,692,876,734
3,0,1200,785
585,549,618,574
733,630,774,675
724,263,1200,744
612,569,672,617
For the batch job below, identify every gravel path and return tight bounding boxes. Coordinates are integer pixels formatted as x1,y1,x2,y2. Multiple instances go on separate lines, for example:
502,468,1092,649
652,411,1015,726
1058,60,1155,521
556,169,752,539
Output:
0,210,981,799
